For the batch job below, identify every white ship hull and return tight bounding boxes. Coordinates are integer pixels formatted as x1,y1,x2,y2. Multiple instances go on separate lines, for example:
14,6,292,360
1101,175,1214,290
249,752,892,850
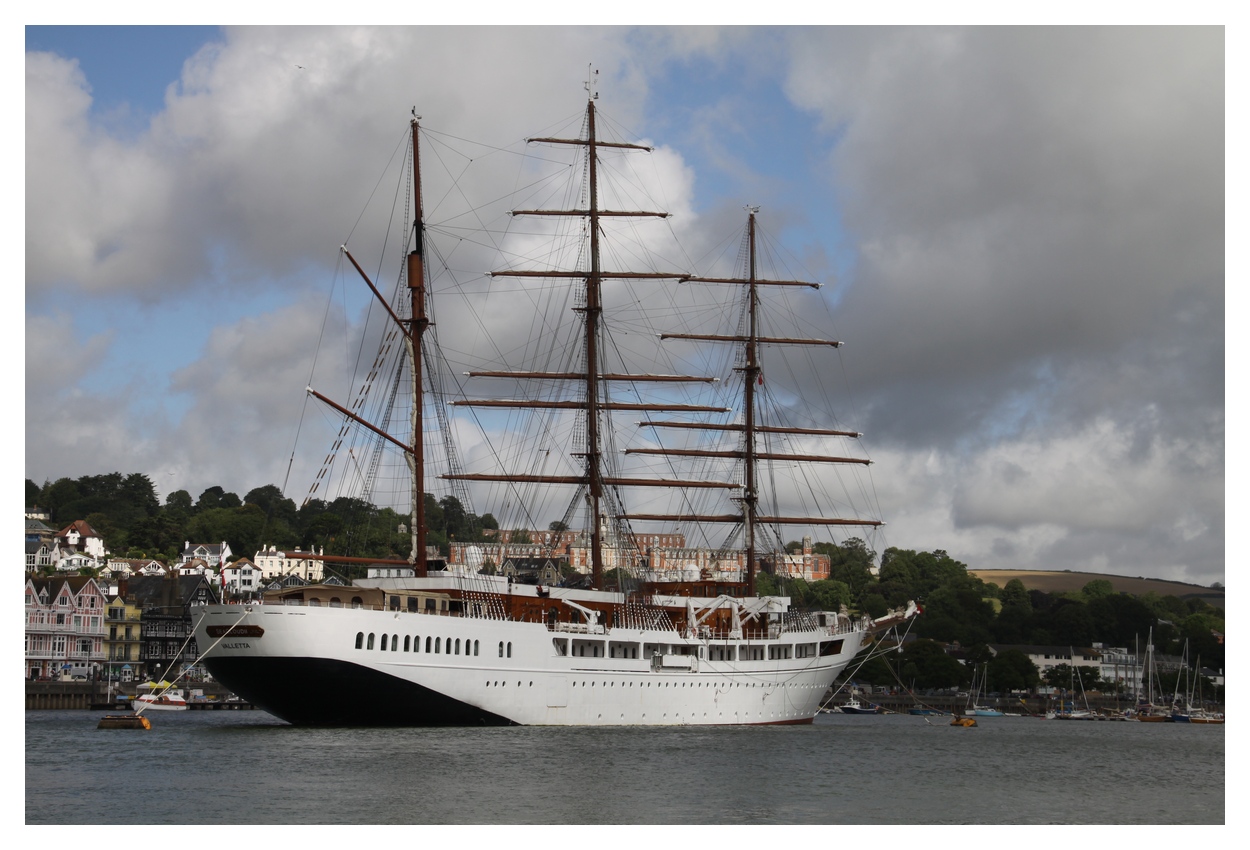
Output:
194,586,873,727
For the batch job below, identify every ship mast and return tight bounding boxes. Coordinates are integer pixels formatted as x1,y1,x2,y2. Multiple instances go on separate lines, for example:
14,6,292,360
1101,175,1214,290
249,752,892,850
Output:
406,115,429,575
624,210,883,595
447,90,737,590
307,115,431,575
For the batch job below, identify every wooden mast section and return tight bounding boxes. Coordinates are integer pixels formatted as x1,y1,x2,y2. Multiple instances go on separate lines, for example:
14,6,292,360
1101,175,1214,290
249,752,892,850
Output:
306,116,430,576
444,96,736,591
406,116,429,576
620,209,882,595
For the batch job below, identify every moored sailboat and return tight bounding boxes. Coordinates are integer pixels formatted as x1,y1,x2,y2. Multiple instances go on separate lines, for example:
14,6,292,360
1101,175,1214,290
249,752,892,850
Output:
193,89,915,726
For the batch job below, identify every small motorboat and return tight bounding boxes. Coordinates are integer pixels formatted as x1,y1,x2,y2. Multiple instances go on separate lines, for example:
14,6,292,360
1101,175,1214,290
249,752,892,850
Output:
950,716,977,727
839,696,884,714
132,690,188,711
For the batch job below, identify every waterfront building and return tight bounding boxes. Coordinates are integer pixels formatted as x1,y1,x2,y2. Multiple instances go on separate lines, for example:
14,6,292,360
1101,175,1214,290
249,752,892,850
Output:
24,575,107,680
125,573,220,680
987,644,1106,688
103,586,143,681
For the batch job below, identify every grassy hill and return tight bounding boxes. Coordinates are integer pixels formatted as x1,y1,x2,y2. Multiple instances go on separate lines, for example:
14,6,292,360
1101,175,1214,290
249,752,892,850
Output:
967,569,1224,608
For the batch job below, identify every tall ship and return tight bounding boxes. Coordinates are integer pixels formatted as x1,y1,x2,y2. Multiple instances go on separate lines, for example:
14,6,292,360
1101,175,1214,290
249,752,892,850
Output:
194,86,916,726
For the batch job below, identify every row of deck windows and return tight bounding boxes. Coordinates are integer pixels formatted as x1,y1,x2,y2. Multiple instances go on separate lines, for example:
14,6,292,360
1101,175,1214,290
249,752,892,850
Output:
353,632,512,659
351,630,832,664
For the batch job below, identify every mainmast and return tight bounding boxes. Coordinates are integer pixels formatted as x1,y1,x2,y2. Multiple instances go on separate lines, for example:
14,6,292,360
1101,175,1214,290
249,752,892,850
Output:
447,90,735,590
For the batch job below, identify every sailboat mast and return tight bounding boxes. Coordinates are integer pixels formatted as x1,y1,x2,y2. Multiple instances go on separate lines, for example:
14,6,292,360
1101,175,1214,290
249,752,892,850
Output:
585,100,605,590
407,116,429,576
742,210,760,596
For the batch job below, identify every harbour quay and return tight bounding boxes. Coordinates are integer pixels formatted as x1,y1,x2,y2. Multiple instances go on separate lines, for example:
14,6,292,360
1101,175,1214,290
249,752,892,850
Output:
25,680,252,711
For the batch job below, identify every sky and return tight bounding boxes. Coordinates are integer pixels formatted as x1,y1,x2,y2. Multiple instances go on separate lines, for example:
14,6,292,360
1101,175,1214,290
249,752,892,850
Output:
22,23,1228,587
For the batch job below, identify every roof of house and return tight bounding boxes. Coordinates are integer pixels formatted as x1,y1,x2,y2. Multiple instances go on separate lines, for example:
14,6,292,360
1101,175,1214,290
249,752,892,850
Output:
27,575,103,599
57,519,100,539
182,542,226,555
121,574,220,609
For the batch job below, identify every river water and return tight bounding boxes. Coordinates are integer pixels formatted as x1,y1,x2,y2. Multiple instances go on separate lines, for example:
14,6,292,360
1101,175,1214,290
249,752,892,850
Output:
26,710,1223,824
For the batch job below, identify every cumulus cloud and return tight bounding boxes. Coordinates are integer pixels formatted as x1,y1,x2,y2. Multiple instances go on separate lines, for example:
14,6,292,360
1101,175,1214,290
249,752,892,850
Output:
24,26,1224,585
779,26,1224,583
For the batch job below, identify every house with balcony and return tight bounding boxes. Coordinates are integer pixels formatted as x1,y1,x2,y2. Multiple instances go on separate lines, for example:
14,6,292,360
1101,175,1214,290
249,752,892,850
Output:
25,575,108,680
103,588,143,681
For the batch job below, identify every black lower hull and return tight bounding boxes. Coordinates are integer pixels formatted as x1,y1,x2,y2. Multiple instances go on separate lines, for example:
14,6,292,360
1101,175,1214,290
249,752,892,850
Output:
203,656,516,727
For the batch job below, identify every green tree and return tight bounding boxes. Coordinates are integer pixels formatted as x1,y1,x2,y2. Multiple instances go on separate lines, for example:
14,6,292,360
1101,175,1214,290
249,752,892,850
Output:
165,489,194,515
41,477,82,522
898,639,971,690
1050,600,1096,648
858,592,888,619
1081,579,1115,601
1042,663,1104,692
244,484,298,527
754,570,780,597
987,649,1041,692
824,537,876,596
197,486,241,511
1001,578,1031,610
808,579,851,611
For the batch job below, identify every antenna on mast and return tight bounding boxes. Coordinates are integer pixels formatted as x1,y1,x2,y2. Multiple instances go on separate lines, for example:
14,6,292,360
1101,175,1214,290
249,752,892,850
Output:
585,65,599,100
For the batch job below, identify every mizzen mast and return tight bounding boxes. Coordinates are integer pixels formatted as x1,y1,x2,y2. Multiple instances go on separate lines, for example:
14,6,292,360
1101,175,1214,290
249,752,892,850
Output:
307,114,431,576
406,115,430,576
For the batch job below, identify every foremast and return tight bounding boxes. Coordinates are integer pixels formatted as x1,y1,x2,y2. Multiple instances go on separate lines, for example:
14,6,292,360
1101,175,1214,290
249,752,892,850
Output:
624,209,883,594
